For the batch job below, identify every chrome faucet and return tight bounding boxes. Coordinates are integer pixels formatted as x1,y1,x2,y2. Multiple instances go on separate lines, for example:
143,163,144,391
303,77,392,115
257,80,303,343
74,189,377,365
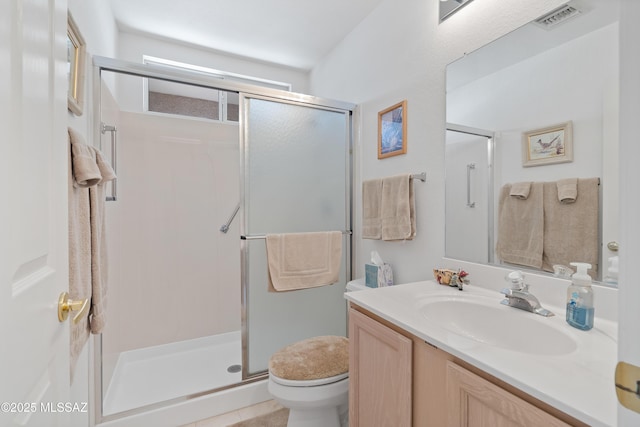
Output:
500,271,554,317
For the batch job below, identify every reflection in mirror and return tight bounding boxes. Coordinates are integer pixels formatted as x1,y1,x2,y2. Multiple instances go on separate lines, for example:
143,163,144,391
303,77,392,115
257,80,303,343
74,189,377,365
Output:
445,0,619,284
445,125,493,265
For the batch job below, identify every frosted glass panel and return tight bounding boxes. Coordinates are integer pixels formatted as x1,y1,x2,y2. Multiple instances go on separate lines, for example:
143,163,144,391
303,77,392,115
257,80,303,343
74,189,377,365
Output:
245,98,348,233
243,97,350,375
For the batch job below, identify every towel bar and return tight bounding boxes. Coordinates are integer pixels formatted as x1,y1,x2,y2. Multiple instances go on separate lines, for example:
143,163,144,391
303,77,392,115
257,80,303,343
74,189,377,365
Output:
412,172,427,182
241,231,352,240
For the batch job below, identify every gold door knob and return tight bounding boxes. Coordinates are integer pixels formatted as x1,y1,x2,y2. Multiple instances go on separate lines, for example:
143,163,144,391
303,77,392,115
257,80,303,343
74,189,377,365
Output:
58,292,89,324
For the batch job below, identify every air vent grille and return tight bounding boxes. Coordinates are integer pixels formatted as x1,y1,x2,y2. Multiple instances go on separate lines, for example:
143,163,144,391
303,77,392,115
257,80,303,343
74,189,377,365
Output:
534,4,581,29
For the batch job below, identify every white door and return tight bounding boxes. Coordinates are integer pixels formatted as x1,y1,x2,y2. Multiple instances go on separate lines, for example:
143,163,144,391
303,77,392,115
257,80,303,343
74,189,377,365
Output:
0,1,71,426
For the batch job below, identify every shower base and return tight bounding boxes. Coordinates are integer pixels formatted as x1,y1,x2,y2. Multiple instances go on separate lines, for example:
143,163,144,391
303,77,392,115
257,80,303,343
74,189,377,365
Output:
103,331,242,415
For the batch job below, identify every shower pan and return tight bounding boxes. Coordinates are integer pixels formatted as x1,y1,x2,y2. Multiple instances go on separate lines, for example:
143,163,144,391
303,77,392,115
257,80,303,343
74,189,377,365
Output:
93,57,353,426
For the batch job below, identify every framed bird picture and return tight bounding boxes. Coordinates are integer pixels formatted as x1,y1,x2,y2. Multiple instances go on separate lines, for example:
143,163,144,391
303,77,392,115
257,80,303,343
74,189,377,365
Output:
522,121,573,167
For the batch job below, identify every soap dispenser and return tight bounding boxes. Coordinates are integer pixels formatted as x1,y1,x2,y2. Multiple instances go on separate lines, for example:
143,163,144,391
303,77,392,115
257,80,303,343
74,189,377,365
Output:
566,262,594,331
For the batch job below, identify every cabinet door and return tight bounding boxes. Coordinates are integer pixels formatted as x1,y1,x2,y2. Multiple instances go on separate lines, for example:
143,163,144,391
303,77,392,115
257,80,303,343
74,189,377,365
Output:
446,362,570,427
349,308,412,427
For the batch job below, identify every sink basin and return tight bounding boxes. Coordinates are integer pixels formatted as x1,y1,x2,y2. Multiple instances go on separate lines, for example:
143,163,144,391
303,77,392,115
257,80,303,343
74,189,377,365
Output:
418,295,577,356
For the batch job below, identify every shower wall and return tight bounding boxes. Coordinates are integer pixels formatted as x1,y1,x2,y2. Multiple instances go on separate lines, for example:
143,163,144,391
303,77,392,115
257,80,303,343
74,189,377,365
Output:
103,111,240,356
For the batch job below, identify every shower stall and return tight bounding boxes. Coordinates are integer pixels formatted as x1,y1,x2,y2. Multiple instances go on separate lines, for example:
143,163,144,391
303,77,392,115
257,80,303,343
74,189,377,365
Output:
94,58,353,426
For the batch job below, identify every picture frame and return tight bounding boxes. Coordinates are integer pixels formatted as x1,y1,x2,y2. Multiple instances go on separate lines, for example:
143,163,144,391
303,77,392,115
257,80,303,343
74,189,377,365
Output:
522,121,573,167
67,12,86,116
378,100,407,159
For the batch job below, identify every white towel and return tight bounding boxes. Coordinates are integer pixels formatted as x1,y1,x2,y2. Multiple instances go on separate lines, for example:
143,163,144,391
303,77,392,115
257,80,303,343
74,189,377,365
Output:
362,179,382,239
266,231,342,292
381,174,416,241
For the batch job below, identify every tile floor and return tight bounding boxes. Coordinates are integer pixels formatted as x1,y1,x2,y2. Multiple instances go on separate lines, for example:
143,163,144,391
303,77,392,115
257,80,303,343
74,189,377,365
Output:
182,400,285,427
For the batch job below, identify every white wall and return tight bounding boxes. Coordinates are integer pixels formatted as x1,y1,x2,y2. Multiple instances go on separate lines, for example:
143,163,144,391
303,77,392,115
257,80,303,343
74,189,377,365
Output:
103,112,240,355
68,0,118,136
311,0,567,284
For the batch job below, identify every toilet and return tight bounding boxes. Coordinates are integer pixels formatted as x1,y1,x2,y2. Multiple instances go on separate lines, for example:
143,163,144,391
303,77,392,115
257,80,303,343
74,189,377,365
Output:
268,335,349,427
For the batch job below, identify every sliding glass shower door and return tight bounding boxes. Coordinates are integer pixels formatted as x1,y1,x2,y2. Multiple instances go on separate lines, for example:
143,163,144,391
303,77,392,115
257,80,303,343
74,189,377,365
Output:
241,95,352,376
95,57,353,424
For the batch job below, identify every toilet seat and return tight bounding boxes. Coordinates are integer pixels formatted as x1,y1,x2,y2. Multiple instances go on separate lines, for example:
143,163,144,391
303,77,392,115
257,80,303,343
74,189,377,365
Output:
268,336,349,427
268,335,349,381
270,371,348,387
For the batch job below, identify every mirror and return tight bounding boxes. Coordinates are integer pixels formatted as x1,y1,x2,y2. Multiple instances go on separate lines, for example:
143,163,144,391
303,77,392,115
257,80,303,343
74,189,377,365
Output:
445,0,620,284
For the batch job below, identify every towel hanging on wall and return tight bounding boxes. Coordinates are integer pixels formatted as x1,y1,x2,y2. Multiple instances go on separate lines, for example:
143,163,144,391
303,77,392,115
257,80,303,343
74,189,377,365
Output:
381,174,416,241
68,127,116,380
362,178,383,239
362,172,424,241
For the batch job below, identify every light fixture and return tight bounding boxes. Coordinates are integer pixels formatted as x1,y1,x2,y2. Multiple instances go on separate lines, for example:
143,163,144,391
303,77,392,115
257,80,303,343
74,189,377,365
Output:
439,0,473,22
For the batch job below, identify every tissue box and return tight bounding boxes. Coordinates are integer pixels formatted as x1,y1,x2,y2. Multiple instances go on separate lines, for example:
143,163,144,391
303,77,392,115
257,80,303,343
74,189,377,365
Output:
365,264,379,288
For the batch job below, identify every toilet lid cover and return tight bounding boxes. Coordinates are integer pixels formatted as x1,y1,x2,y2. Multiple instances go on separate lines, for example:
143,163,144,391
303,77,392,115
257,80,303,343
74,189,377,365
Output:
269,335,349,381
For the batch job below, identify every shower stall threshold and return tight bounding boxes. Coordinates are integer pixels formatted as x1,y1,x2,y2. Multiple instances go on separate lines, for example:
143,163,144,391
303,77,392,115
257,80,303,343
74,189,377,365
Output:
103,331,242,416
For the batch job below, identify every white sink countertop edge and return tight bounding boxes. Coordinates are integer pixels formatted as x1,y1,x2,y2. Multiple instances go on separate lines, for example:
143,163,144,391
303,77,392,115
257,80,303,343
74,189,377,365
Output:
344,280,617,427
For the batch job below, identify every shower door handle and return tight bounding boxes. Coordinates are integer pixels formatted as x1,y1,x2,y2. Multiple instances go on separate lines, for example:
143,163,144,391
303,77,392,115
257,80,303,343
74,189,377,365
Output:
466,163,476,208
101,122,117,201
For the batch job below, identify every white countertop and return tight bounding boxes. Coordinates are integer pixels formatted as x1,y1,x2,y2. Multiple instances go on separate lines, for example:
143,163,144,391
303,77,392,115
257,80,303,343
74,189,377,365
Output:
345,280,618,427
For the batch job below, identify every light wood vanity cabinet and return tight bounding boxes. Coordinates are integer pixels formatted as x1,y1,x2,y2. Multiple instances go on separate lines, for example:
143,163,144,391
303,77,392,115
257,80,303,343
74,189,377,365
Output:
349,304,588,427
349,307,412,427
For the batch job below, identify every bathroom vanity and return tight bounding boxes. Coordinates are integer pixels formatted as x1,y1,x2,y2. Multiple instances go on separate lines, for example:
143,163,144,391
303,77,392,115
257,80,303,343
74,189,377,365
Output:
345,280,617,427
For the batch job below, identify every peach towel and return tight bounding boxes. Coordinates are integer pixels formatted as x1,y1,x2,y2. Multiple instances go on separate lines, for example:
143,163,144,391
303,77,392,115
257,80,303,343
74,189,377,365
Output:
266,231,342,292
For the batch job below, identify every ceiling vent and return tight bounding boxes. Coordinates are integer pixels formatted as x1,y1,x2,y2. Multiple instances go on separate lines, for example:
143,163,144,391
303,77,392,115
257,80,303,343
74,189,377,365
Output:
534,4,582,29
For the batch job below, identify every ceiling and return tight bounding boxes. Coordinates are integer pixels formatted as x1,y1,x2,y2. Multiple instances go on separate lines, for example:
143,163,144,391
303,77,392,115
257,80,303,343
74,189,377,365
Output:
107,0,384,71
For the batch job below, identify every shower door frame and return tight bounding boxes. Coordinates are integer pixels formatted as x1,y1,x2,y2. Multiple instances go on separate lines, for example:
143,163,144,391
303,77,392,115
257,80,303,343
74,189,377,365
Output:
92,56,354,425
239,93,354,379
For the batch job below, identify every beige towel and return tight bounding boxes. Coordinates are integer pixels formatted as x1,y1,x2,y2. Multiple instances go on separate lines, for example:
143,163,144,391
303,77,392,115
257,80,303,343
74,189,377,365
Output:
69,127,101,187
381,174,416,241
557,178,578,203
88,147,116,334
509,181,532,200
542,178,599,278
68,128,116,380
68,131,93,380
362,179,382,239
495,182,544,269
266,231,342,292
